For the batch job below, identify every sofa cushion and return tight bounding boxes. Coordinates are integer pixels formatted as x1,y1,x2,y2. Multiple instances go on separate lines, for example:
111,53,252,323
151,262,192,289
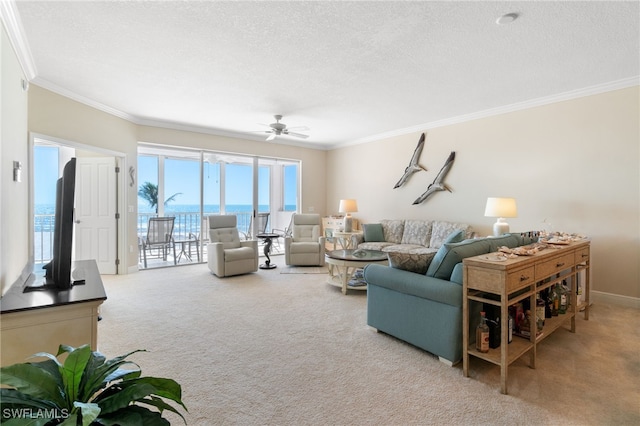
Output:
381,220,405,244
449,263,464,285
382,244,429,253
359,242,395,251
429,221,471,249
401,220,433,246
363,223,384,242
387,251,437,274
427,238,492,280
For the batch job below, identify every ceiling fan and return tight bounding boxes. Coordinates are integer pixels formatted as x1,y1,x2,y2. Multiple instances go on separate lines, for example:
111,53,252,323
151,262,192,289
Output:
257,115,310,141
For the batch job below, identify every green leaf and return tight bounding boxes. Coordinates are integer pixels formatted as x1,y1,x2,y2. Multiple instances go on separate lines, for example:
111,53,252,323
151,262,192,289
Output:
96,377,185,416
81,350,145,401
0,363,65,407
0,417,52,426
99,405,169,426
60,345,92,406
73,401,101,426
137,395,187,424
0,388,59,410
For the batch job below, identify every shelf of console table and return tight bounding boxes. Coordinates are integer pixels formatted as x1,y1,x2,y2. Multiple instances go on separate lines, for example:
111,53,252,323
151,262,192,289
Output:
462,240,590,394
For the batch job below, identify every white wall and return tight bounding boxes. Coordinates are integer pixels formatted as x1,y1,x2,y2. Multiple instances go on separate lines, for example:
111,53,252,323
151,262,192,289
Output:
327,86,640,302
1,24,29,296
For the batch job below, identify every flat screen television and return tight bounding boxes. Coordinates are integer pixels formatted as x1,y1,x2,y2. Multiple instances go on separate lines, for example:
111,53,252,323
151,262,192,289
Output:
25,157,81,292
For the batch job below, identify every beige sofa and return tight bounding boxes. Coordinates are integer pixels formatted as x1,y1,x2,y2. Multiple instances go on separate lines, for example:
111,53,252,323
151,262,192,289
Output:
354,219,473,255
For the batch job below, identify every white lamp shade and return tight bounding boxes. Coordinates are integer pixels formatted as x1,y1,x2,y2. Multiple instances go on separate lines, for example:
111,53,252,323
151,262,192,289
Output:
339,199,358,232
484,197,517,237
484,197,517,218
338,199,358,214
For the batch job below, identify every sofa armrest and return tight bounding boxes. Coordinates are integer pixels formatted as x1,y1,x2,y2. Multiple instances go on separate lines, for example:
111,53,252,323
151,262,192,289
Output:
364,264,462,307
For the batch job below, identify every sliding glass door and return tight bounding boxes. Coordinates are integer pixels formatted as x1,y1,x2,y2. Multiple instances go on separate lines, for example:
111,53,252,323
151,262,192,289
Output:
137,145,299,268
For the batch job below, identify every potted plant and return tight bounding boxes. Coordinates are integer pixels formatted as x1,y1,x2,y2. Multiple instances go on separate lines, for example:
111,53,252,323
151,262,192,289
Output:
0,344,187,425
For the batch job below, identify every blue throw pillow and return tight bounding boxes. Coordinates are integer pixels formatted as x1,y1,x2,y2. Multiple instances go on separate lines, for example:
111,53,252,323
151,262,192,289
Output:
363,223,384,242
426,237,491,280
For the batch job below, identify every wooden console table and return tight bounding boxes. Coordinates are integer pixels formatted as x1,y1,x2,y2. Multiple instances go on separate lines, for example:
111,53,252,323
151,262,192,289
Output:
0,260,106,366
462,240,590,394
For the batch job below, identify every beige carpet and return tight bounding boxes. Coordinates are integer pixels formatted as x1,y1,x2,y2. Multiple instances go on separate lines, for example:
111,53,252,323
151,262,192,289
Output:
279,266,329,274
98,265,640,425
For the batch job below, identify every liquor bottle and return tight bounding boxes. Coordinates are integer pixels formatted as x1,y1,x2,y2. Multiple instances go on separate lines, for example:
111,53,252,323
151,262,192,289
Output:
559,282,568,314
476,311,490,353
550,285,559,316
543,288,552,318
536,293,545,331
520,310,532,338
508,313,513,343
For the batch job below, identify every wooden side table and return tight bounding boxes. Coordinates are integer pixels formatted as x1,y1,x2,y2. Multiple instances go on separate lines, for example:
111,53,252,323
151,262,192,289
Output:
462,240,590,394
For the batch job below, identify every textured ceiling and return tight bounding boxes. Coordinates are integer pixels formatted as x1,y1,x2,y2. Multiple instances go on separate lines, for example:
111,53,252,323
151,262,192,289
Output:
5,1,639,148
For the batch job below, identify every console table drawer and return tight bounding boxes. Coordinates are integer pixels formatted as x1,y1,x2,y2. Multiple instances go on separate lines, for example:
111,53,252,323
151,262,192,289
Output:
507,266,535,291
575,246,590,264
535,252,575,279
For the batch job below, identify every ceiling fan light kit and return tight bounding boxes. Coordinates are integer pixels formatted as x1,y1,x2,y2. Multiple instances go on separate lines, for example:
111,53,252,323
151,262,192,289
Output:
258,115,310,141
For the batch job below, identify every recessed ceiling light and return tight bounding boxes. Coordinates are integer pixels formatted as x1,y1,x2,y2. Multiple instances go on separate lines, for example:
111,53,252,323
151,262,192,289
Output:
496,13,519,25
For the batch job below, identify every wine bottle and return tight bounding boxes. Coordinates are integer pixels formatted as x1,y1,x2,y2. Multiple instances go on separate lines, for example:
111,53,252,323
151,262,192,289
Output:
551,284,559,316
536,293,545,331
476,311,490,353
559,282,568,314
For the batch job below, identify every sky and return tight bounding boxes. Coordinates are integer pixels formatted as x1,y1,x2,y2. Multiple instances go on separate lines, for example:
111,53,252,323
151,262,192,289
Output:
34,145,59,205
34,146,297,209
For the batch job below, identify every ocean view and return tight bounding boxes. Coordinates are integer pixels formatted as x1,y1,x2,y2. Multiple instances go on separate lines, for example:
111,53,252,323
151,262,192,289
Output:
33,203,295,262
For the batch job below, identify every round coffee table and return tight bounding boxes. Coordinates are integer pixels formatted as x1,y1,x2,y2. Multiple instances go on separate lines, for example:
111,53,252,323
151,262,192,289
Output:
325,249,388,295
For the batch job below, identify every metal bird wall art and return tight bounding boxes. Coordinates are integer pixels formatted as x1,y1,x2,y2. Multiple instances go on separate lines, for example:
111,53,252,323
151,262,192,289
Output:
412,151,456,205
393,133,427,189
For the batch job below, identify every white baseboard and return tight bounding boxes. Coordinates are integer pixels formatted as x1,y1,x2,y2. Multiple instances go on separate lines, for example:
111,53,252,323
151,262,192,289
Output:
591,290,640,309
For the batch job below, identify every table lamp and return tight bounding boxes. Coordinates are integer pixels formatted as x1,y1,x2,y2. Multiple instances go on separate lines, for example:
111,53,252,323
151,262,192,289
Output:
339,199,358,232
484,197,517,237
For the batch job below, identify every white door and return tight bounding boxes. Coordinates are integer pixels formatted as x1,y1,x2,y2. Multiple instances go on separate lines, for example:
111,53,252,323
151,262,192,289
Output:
75,157,117,274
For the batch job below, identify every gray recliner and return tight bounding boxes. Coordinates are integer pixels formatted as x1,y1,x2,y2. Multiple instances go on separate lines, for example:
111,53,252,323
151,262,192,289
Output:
284,213,326,266
206,215,258,277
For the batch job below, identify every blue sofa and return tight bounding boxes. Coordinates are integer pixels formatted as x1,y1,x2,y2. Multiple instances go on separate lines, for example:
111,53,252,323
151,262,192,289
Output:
363,233,534,365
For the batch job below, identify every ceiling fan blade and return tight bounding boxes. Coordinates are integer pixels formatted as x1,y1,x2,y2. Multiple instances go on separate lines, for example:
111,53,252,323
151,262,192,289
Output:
286,125,310,132
286,131,310,139
265,133,276,141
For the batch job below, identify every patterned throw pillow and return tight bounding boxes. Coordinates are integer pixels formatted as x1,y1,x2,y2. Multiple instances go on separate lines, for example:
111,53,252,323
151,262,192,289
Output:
401,220,433,246
381,220,405,244
429,221,471,249
387,252,437,275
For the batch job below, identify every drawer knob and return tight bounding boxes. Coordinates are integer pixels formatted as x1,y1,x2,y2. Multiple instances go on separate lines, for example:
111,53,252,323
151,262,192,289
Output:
582,254,588,258
520,275,530,281
556,262,565,267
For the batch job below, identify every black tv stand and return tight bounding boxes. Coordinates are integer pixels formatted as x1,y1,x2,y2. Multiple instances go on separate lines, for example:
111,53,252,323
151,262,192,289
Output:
23,276,86,293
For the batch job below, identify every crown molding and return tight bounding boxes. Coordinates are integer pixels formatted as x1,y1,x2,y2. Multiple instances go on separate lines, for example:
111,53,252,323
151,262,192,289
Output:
334,76,640,149
1,0,37,79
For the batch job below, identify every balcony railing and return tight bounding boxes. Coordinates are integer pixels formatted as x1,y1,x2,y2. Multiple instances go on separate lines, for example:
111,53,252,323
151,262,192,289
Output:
137,211,254,240
34,211,258,265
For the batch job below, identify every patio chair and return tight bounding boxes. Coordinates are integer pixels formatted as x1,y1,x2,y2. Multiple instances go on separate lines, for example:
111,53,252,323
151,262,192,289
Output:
207,215,258,277
240,212,270,240
141,217,177,268
284,213,326,266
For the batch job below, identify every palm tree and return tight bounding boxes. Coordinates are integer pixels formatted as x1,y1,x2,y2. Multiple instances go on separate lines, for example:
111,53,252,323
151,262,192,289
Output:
138,181,181,213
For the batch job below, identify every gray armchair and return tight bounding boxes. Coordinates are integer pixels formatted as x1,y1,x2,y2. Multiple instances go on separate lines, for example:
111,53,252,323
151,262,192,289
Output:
284,213,326,266
206,215,258,277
